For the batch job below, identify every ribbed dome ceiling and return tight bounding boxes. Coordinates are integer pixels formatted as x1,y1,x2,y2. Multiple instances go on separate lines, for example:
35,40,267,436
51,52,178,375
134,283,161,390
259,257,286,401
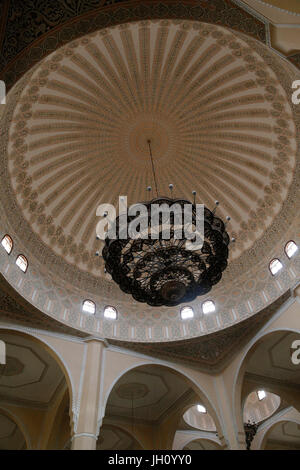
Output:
8,20,296,279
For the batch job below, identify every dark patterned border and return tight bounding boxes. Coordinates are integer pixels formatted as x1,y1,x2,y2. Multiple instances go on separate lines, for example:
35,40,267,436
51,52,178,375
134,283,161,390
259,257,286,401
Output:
0,0,10,54
0,0,267,90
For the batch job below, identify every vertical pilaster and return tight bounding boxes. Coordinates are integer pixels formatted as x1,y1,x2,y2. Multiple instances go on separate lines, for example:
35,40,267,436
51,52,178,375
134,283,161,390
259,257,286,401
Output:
213,375,246,450
72,339,105,450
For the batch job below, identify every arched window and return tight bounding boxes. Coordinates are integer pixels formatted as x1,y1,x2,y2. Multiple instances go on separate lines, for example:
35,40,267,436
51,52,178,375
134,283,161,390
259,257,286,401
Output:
180,306,194,320
202,300,215,314
1,234,13,254
82,300,96,314
197,404,207,413
284,240,298,259
257,390,266,401
269,258,283,276
16,254,28,272
104,305,117,320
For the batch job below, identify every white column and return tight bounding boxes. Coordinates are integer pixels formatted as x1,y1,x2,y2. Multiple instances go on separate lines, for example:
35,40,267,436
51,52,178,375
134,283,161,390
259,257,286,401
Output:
72,339,105,450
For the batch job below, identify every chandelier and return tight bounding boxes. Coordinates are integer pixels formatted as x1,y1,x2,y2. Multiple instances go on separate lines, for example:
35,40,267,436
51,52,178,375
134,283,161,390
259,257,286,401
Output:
102,141,232,307
244,421,258,450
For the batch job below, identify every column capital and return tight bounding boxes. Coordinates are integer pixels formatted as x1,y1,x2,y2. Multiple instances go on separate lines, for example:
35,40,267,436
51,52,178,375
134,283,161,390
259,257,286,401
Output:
72,432,98,441
71,433,97,450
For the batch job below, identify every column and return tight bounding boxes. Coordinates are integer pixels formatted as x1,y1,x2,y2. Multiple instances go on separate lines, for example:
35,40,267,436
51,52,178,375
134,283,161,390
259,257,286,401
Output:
213,374,246,450
72,339,105,450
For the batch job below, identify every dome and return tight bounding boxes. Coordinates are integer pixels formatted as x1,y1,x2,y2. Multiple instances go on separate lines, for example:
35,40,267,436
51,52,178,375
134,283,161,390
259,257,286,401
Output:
244,391,281,423
0,19,299,342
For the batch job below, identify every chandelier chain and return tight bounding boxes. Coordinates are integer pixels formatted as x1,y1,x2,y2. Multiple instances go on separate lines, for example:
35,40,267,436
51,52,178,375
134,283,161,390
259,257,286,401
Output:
147,139,159,197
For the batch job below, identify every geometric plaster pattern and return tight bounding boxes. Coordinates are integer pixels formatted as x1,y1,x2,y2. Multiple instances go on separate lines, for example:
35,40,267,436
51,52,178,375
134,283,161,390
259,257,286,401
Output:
116,383,149,401
265,420,300,449
0,342,47,388
0,279,290,374
0,332,65,408
0,356,24,377
0,274,294,375
0,19,299,341
108,291,291,372
184,438,222,450
7,21,296,275
0,273,87,338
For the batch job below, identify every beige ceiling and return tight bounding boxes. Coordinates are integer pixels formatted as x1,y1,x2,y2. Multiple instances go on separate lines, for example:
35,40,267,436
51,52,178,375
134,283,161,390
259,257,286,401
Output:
97,424,142,450
246,331,300,387
184,438,222,450
1,18,299,342
105,364,194,424
0,331,65,408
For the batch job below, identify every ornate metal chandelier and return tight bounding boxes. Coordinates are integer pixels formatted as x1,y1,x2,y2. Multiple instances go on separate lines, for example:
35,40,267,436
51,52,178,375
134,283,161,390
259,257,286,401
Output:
102,141,232,307
244,421,258,450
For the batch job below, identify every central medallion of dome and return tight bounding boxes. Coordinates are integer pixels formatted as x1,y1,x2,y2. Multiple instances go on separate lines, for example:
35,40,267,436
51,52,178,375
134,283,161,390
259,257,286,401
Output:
124,114,176,165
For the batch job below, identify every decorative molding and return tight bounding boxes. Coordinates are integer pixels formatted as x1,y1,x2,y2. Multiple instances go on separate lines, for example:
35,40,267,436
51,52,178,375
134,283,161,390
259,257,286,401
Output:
240,0,300,17
245,372,300,392
0,17,299,342
107,292,290,371
0,0,268,90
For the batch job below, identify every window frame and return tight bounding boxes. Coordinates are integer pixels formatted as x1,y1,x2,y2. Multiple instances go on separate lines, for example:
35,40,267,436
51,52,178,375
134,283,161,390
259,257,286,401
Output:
82,299,96,315
180,306,194,320
284,240,298,259
103,305,117,320
269,258,283,276
15,254,28,273
1,234,13,254
202,300,216,314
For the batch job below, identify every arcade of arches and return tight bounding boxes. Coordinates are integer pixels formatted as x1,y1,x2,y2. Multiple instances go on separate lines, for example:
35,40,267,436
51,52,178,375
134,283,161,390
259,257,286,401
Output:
0,0,300,451
0,302,300,450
